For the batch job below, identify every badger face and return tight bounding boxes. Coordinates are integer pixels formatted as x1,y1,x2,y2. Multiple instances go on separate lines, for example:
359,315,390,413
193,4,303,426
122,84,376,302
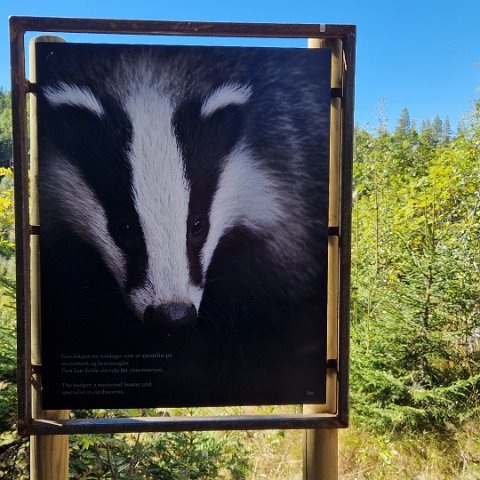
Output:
41,77,286,328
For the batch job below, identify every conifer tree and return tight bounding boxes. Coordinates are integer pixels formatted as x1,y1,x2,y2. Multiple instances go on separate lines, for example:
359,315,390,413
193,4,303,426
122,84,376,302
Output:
395,108,411,136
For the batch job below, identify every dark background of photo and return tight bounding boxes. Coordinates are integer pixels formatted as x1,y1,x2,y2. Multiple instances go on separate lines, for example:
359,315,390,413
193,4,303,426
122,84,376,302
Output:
36,43,331,409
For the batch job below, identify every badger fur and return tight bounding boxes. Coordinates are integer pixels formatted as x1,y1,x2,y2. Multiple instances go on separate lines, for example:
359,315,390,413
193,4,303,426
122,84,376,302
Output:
36,43,331,407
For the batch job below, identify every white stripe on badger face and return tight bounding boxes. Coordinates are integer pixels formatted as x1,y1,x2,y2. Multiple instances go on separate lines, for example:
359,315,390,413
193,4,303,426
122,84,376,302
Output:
201,145,290,275
124,84,202,318
43,82,104,117
43,158,126,285
200,83,252,118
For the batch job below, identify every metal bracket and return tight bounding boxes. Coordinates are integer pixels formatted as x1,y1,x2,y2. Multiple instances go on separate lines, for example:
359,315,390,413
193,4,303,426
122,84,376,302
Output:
29,225,40,235
326,359,337,370
31,363,42,375
331,87,342,98
25,81,37,93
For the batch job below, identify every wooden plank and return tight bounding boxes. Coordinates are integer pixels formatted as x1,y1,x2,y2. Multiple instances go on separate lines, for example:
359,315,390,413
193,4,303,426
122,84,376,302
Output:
311,37,343,415
30,429,69,480
10,16,355,39
303,428,338,480
302,37,344,480
29,35,69,480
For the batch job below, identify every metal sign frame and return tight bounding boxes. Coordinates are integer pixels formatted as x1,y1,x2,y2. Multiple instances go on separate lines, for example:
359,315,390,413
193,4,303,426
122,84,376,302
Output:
10,16,355,436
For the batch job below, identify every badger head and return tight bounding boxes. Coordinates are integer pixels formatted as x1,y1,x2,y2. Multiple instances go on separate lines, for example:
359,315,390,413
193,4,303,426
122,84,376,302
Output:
39,77,292,328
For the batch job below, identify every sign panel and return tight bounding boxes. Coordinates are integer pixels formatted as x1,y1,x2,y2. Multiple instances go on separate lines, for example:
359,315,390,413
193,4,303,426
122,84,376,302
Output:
36,43,331,409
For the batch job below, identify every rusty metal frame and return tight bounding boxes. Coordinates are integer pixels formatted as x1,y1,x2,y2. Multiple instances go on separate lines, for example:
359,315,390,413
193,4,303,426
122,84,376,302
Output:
10,16,355,436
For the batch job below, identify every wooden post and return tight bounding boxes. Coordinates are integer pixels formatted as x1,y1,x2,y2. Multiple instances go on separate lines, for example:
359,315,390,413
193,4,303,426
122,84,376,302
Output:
303,37,343,480
29,35,70,480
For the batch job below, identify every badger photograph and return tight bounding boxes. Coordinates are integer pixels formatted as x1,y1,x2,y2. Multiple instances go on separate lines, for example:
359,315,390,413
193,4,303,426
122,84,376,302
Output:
35,42,331,409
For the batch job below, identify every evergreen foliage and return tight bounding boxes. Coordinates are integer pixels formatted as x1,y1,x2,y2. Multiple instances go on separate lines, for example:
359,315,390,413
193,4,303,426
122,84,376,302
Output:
351,101,480,432
0,91,12,168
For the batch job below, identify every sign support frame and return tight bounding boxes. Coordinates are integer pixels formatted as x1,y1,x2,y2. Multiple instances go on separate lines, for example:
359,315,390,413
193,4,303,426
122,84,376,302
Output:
10,16,355,437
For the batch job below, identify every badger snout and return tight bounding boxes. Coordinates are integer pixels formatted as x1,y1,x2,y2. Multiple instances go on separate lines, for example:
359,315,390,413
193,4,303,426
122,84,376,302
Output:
143,302,197,328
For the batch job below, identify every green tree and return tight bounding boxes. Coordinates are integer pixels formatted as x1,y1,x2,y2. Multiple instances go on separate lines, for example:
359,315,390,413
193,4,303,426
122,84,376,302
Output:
442,116,452,143
395,108,411,136
0,91,12,168
351,102,480,432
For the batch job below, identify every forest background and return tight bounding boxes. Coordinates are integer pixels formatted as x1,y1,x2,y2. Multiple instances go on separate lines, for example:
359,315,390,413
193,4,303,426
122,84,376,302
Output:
0,89,479,478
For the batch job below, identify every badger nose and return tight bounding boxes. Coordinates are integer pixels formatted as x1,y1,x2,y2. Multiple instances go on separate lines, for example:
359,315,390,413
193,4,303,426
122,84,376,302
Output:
144,303,197,328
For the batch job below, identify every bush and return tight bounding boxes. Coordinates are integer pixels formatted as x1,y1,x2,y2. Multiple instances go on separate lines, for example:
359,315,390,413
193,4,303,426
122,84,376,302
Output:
70,429,251,480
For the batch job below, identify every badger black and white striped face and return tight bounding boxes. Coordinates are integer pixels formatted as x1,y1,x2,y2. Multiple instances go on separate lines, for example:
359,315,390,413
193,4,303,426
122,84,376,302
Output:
41,77,287,328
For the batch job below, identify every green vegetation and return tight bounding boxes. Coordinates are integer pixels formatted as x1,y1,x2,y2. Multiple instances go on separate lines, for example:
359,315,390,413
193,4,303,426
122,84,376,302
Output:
342,102,480,478
0,91,12,169
0,165,25,479
352,105,480,433
69,427,251,479
1,88,480,478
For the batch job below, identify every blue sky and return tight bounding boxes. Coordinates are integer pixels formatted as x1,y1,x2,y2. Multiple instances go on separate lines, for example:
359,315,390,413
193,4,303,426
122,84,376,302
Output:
2,0,479,130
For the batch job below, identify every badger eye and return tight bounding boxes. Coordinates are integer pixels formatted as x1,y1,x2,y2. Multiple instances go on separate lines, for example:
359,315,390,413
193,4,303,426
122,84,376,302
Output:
117,220,133,236
115,218,142,251
191,219,203,236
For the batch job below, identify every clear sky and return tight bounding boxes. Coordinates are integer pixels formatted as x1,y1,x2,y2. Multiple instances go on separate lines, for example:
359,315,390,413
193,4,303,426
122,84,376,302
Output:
2,0,479,130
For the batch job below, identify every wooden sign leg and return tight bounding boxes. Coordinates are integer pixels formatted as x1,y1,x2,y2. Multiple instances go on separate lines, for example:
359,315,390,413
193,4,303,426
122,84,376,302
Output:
30,412,69,480
303,369,339,479
303,37,343,480
29,35,69,480
303,428,338,480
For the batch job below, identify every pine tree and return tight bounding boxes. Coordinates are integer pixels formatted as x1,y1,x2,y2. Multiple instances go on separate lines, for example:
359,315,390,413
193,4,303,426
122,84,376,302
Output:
395,108,411,136
442,116,452,143
432,115,443,142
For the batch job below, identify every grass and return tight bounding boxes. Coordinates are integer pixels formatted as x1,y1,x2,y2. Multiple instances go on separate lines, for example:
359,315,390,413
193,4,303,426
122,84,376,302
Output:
4,403,480,478
339,417,480,480
245,428,302,480
173,406,304,480
223,409,480,479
